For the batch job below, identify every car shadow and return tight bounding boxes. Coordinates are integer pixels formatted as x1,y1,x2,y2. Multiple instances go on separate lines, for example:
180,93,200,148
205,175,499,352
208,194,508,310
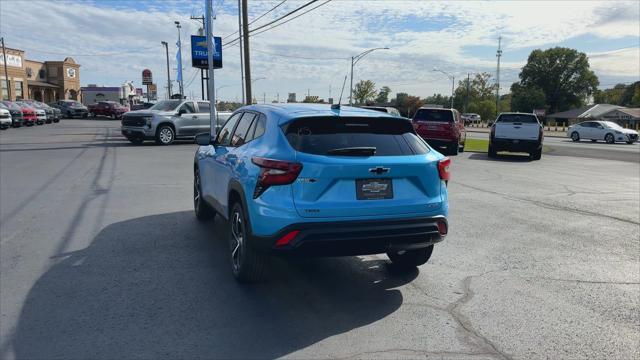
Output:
11,211,412,359
467,152,533,162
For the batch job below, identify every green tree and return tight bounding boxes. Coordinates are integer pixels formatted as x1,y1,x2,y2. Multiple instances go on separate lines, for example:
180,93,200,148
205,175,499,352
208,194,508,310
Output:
375,86,391,104
620,81,640,107
594,83,627,105
353,80,377,105
510,82,546,113
519,47,599,113
467,99,496,122
423,93,450,108
454,72,498,112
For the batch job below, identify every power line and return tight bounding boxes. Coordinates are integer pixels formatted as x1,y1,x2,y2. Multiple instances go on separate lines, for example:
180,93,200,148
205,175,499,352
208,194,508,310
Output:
223,0,331,47
222,0,287,40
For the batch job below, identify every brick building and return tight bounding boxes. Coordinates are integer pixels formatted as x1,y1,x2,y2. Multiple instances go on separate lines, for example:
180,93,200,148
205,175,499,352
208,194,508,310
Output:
1,47,81,102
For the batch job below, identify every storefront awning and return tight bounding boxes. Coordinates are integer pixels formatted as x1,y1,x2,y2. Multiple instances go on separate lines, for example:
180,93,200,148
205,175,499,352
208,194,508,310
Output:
28,81,59,88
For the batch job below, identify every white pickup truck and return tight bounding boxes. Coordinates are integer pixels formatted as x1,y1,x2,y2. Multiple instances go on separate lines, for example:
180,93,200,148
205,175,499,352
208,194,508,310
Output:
488,112,543,160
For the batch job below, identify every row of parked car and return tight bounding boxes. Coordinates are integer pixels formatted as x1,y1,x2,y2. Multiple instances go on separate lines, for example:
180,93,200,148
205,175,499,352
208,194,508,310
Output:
0,100,62,129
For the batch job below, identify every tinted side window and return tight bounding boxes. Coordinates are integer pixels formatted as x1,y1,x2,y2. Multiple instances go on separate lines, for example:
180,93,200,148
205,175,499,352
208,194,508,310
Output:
252,115,266,139
180,102,196,114
216,113,242,146
197,102,210,113
231,113,256,147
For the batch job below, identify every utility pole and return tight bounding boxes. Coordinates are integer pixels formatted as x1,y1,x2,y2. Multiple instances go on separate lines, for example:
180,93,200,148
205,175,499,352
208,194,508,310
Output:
464,73,470,113
241,0,251,104
1,38,11,100
161,41,172,99
206,0,217,140
276,92,279,103
237,0,245,104
263,92,266,104
495,36,502,116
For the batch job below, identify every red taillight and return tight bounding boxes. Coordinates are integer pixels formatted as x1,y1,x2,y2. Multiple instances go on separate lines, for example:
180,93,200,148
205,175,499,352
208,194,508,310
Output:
437,221,448,235
275,230,300,247
252,157,303,198
438,157,451,181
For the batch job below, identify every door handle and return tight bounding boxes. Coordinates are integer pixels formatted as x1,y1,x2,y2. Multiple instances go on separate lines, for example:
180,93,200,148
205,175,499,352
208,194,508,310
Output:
192,116,198,120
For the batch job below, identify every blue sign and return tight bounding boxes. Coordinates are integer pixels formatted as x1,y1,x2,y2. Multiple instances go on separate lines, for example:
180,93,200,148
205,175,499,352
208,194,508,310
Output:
191,35,222,69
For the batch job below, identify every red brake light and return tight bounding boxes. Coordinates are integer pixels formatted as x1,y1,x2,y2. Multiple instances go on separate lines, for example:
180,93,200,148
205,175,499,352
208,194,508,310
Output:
438,157,451,181
252,157,303,198
437,220,448,235
275,230,300,247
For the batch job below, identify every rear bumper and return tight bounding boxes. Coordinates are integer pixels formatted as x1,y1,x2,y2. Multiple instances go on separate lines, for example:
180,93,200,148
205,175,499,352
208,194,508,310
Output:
253,216,447,257
491,137,541,152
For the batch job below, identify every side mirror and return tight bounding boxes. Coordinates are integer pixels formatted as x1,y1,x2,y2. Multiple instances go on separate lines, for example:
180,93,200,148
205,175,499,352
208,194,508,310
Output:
177,109,186,116
195,133,212,146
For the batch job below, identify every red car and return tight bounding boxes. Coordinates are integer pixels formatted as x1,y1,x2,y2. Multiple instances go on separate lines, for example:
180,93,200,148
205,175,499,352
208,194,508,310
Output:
88,101,129,119
412,107,466,155
6,102,37,126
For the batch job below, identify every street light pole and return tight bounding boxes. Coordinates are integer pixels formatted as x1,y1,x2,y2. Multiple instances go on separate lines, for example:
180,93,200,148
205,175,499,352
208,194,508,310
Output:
433,68,455,109
161,41,172,99
175,21,184,98
349,47,389,106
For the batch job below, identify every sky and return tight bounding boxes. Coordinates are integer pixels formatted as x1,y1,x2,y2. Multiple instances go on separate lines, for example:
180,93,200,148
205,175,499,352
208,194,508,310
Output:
1,0,638,102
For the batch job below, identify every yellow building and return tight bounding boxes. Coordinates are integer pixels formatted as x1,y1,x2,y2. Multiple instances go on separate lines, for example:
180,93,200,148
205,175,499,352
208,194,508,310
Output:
1,47,81,102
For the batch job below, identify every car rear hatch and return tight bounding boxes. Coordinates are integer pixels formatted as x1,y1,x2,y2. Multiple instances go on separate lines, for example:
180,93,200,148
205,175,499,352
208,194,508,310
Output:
494,114,540,140
283,116,444,218
412,108,454,140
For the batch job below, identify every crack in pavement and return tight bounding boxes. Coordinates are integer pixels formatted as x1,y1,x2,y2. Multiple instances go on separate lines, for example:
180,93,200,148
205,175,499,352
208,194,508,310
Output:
333,348,494,359
453,181,639,225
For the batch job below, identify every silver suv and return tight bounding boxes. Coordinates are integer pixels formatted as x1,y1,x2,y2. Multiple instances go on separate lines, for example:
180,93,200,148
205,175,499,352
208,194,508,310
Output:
120,99,231,145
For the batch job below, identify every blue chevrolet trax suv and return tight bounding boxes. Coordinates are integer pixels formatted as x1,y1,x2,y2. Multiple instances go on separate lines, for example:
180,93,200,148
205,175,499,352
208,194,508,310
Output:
193,104,450,282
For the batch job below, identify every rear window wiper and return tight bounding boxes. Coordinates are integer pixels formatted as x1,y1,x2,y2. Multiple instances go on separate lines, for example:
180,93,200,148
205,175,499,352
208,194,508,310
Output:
326,147,376,156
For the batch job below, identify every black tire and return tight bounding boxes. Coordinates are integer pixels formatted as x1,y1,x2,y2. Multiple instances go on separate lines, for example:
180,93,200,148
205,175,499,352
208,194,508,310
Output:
128,138,144,145
459,137,465,153
530,148,542,160
194,168,215,221
82,113,88,119
387,245,434,269
488,143,497,158
571,132,580,142
448,142,459,155
605,133,615,144
228,202,266,283
155,125,175,145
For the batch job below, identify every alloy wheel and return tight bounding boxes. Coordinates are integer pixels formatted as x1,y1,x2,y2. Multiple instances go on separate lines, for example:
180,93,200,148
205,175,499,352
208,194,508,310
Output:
230,210,244,272
159,128,173,144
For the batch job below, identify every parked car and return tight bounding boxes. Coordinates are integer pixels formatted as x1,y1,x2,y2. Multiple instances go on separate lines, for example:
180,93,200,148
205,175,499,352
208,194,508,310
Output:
412,107,466,155
0,107,11,130
461,113,481,126
0,101,23,127
121,99,225,145
24,100,54,123
16,102,46,125
88,101,129,119
192,104,450,282
51,100,89,118
489,112,543,160
130,102,155,111
567,120,638,144
360,105,402,117
7,101,36,126
46,104,62,122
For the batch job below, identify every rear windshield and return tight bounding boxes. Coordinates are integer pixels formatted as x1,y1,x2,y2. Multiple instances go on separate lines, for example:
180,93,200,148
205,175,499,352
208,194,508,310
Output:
414,109,453,122
283,117,429,156
496,114,538,123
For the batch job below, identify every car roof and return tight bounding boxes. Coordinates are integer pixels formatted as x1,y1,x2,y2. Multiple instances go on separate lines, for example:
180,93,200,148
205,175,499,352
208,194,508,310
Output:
239,103,398,125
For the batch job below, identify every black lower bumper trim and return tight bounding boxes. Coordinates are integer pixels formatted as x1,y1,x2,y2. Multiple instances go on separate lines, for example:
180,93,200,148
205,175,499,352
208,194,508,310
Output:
253,216,447,257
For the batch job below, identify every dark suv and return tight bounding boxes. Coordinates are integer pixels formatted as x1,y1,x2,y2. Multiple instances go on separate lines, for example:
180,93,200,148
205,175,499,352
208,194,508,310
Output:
412,107,466,155
52,100,89,118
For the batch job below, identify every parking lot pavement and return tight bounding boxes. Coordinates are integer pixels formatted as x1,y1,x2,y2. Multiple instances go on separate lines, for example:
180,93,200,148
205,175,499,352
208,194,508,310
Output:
1,120,638,359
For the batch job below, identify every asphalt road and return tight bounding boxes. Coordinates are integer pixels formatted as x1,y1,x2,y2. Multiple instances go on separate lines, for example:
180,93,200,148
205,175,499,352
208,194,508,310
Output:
467,131,640,163
1,119,639,359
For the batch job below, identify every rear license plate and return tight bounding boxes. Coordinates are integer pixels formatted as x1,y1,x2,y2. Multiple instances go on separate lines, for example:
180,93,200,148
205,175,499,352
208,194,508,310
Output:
356,179,393,200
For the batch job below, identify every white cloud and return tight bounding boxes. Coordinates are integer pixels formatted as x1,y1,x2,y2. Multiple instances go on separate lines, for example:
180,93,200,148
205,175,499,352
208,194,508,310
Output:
0,0,637,102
